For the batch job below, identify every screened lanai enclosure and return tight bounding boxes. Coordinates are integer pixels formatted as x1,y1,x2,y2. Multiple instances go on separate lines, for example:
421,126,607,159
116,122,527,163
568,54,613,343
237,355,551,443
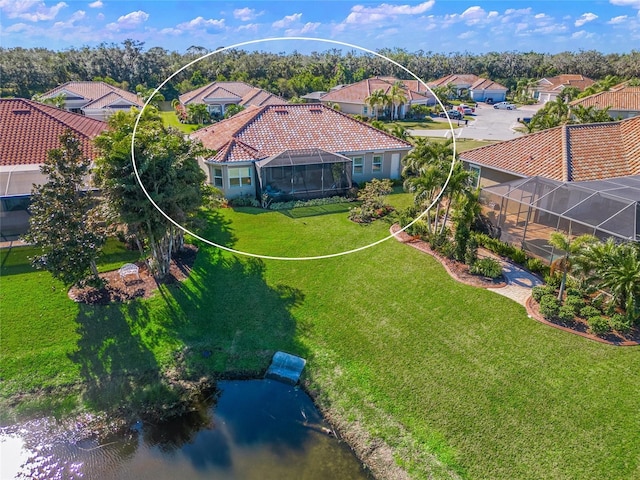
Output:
480,175,640,262
255,149,352,200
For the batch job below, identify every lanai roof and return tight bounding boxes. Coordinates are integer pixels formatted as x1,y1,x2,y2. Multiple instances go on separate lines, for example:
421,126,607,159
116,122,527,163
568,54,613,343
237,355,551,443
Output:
190,103,412,163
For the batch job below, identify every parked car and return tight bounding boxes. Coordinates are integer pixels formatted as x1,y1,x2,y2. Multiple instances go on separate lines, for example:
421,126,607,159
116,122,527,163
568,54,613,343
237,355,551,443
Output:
457,104,475,115
439,110,463,120
493,102,516,110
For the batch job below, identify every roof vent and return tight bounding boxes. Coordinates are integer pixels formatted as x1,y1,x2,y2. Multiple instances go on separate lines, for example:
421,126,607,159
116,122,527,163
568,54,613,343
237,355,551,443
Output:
273,108,289,114
12,109,31,115
309,107,323,113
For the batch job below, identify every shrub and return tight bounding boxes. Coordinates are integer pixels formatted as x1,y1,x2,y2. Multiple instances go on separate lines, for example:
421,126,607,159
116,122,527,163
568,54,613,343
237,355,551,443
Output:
544,272,562,289
229,195,260,207
470,258,503,278
436,240,456,259
464,235,479,266
580,305,601,319
609,314,632,333
539,294,561,319
557,305,577,323
532,285,556,302
509,249,527,265
565,288,583,298
564,295,586,315
588,315,610,335
525,257,545,274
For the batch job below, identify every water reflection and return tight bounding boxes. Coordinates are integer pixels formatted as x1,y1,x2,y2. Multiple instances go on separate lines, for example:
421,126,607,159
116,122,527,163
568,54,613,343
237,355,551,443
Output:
1,380,370,480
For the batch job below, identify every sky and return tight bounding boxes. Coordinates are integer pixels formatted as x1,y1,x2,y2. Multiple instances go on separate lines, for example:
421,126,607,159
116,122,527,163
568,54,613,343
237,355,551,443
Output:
1,0,640,54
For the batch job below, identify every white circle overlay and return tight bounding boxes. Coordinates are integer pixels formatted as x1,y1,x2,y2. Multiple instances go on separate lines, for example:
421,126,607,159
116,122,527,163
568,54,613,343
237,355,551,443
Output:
132,37,457,261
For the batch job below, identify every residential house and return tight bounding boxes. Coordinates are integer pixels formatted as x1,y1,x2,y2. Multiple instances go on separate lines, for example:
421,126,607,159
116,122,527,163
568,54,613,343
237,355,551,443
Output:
40,81,144,121
190,103,412,199
460,116,640,259
428,74,508,103
570,84,640,120
178,81,287,118
0,98,106,240
532,74,595,103
318,76,434,118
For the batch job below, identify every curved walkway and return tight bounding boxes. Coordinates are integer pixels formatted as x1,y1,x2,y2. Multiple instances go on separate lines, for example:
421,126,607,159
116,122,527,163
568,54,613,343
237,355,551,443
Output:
391,225,639,346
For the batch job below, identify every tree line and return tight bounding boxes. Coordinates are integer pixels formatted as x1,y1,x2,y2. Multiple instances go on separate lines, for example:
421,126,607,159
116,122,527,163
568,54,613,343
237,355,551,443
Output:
2,40,640,100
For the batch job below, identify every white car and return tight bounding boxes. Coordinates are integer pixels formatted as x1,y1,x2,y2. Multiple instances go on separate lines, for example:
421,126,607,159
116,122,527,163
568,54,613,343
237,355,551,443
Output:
493,102,516,110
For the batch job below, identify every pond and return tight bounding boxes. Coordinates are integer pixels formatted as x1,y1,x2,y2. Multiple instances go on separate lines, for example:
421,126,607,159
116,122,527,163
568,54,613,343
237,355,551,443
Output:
1,379,371,479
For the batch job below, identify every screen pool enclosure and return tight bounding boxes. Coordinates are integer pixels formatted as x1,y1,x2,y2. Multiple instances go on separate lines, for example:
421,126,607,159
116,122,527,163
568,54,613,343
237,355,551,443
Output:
255,149,352,201
480,175,640,262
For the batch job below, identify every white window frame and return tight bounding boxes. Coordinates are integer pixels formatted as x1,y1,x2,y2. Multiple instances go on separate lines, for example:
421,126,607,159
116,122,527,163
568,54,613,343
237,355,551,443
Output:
372,155,382,172
352,156,364,175
213,167,223,188
228,166,252,187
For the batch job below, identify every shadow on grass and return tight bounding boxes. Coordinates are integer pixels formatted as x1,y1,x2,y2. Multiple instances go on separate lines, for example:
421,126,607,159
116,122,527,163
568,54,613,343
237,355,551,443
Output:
68,208,309,416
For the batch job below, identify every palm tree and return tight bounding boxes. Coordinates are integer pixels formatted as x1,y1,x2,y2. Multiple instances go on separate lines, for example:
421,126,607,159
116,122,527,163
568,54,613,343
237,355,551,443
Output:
596,242,640,321
390,124,409,141
365,89,388,120
570,104,613,124
548,232,597,301
388,81,408,120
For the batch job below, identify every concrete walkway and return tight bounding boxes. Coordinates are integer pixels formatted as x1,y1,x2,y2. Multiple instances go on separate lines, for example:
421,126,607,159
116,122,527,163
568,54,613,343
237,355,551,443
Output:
488,258,543,305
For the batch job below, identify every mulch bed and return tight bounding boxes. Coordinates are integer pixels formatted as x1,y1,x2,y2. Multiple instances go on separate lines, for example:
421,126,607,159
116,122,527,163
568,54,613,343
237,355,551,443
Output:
68,245,198,305
390,224,507,289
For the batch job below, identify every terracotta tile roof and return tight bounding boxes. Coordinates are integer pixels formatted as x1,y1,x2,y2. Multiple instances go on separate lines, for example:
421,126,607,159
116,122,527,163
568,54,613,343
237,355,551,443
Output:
470,78,507,91
0,98,106,167
83,90,142,109
537,74,595,93
319,76,433,104
428,74,480,88
191,104,412,163
179,81,286,106
461,116,640,182
569,86,640,112
42,81,143,108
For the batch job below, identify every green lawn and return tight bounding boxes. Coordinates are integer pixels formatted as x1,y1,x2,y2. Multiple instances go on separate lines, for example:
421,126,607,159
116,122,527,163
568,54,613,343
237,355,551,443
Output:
1,196,639,480
159,111,205,133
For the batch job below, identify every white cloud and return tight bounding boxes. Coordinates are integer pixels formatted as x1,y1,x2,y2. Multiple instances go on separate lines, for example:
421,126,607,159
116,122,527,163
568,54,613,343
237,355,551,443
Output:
237,23,259,32
176,16,225,31
571,30,594,39
345,1,435,24
106,10,149,31
53,8,84,27
0,0,68,21
285,21,320,36
607,15,628,24
575,12,598,27
88,0,102,8
233,7,261,21
609,0,640,7
458,30,476,39
459,6,494,25
159,27,182,36
272,13,302,28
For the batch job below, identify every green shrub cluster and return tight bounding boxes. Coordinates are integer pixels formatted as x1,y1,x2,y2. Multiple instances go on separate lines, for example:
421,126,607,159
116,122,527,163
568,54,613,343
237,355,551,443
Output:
268,195,353,211
229,195,260,207
539,294,561,319
588,315,610,335
470,257,503,278
532,285,556,302
580,305,601,319
609,314,632,333
472,232,549,276
564,295,586,315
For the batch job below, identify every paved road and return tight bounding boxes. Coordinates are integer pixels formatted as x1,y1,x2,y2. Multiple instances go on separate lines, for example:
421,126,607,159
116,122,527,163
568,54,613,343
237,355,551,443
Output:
409,103,544,141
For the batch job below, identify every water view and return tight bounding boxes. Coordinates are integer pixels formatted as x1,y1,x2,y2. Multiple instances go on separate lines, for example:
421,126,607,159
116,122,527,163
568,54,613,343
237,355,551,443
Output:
1,379,371,479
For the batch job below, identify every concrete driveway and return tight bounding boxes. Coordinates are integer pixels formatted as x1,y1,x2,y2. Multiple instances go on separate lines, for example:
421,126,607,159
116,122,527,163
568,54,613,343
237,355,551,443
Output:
410,103,544,141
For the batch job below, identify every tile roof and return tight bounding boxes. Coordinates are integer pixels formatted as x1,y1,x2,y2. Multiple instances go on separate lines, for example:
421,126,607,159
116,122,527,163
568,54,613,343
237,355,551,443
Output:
537,74,595,93
470,78,508,91
428,74,480,88
461,116,640,182
179,81,287,106
569,86,640,112
83,90,142,109
42,81,143,108
0,98,106,167
191,104,412,163
319,77,433,104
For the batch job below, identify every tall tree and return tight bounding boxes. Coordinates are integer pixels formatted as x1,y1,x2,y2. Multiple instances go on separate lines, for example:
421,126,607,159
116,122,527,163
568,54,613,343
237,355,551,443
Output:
388,81,408,120
365,88,388,119
94,108,207,278
22,130,106,286
548,232,596,301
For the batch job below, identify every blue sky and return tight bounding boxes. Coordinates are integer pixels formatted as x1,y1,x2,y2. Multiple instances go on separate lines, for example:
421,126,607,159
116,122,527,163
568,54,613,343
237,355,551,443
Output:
1,0,639,54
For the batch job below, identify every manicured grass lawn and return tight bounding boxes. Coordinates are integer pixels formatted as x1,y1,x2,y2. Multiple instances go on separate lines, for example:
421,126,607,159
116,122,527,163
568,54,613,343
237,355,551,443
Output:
1,196,639,479
159,111,204,133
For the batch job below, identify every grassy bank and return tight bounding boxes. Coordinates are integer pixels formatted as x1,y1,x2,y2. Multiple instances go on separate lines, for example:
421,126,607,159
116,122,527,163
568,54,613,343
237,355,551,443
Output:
1,197,639,479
